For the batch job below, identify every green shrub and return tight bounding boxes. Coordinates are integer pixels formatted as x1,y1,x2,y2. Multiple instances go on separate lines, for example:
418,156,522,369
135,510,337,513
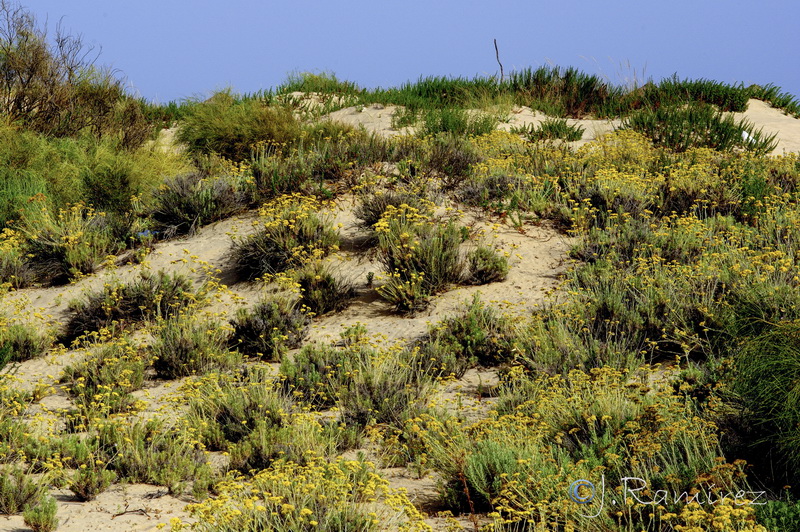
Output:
622,102,778,154
280,342,432,428
336,355,428,428
182,456,425,531
511,118,585,142
507,65,616,117
227,414,339,472
151,314,240,379
631,75,751,112
185,368,291,451
420,367,747,527
229,297,310,360
176,89,301,161
278,71,362,96
97,418,213,494
746,83,800,117
423,134,481,189
0,2,154,144
69,460,116,501
466,245,509,285
62,270,196,344
296,261,355,315
419,294,516,369
0,321,51,370
375,205,464,311
0,466,45,514
231,195,339,281
0,386,32,464
280,343,367,408
61,338,147,416
299,123,390,183
420,108,497,137
735,321,800,476
79,139,189,217
457,173,517,209
22,493,58,532
757,498,800,531
248,144,310,202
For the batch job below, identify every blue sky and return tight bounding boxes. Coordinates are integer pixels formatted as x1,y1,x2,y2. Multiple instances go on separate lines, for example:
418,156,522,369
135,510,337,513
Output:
22,0,800,104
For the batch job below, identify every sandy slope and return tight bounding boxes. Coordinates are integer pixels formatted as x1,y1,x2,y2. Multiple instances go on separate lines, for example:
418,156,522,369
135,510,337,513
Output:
736,99,800,154
1,96,799,531
0,190,570,530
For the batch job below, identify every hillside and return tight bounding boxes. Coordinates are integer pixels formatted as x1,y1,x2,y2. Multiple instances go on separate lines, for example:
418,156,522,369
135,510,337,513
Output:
2,67,800,532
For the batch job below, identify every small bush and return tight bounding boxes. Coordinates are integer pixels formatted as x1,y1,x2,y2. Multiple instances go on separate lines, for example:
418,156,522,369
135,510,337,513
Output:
300,124,390,183
151,314,240,379
296,261,355,315
248,144,309,202
0,386,31,464
337,355,429,428
0,2,154,144
757,498,800,531
457,173,516,208
280,343,431,427
0,321,51,370
353,190,429,230
150,172,247,237
182,457,426,531
0,466,45,514
22,494,58,532
280,343,372,408
61,338,147,416
466,245,509,285
69,460,116,502
375,270,429,314
186,368,291,451
418,294,517,369
511,118,585,142
0,228,33,288
229,297,310,361
62,270,196,344
735,321,800,476
97,418,212,494
375,205,465,311
507,65,614,117
423,134,481,189
227,414,338,472
14,202,118,285
176,90,301,161
231,194,339,281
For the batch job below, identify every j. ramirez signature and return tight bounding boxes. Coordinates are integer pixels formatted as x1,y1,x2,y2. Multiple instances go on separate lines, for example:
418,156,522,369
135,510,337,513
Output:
568,476,766,518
